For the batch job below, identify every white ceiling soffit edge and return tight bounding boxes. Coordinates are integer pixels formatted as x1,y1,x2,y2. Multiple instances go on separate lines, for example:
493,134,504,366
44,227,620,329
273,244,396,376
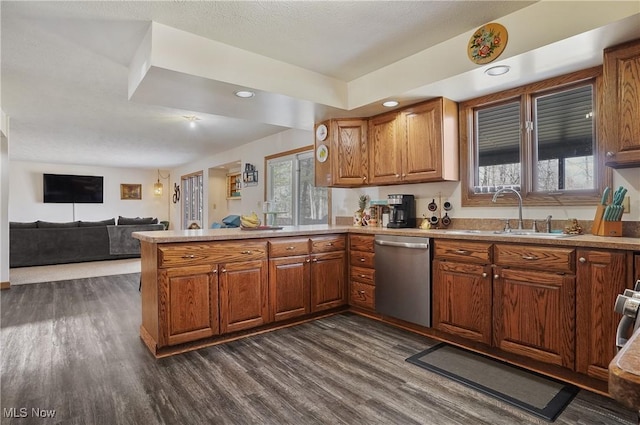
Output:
348,1,640,108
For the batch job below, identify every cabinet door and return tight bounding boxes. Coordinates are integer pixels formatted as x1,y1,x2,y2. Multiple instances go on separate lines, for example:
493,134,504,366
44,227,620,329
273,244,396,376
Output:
219,260,269,333
493,267,575,369
368,112,402,185
159,264,219,346
269,256,311,322
576,249,629,381
332,119,368,186
400,100,442,182
311,251,347,312
432,260,492,344
603,40,640,168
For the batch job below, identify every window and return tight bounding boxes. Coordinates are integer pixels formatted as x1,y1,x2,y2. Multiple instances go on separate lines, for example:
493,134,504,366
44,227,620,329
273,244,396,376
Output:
182,171,203,228
461,67,610,206
266,146,329,226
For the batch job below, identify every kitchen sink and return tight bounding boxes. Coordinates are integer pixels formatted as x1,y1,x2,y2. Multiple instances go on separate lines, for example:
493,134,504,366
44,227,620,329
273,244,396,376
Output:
440,229,577,239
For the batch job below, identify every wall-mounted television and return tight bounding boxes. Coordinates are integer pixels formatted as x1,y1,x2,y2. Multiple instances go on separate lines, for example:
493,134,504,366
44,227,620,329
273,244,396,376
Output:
43,173,104,203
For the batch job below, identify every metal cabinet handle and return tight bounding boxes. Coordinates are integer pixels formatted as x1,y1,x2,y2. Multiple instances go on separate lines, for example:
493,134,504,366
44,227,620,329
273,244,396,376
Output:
181,254,195,259
359,274,366,278
360,258,366,262
358,290,365,295
494,274,500,279
455,250,469,255
241,250,252,254
221,268,227,273
362,176,367,181
395,174,400,178
606,151,615,158
326,242,334,246
305,259,310,263
213,269,218,274
482,273,487,278
522,255,538,260
402,173,406,177
312,258,318,262
286,246,295,250
579,257,586,263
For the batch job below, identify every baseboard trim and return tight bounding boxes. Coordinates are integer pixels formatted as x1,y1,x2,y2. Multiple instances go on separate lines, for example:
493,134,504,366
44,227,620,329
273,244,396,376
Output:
0,281,10,290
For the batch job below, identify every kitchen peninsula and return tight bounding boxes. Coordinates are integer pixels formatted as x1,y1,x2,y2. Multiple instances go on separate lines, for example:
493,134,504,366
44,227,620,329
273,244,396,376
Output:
134,224,639,396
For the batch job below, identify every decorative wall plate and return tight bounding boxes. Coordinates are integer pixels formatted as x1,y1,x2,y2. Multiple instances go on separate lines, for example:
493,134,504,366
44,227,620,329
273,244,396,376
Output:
316,144,328,162
315,124,328,141
468,22,508,65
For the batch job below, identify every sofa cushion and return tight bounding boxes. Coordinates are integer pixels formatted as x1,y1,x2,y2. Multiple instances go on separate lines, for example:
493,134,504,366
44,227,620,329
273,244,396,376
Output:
9,221,37,229
118,216,158,225
37,220,79,228
78,218,116,227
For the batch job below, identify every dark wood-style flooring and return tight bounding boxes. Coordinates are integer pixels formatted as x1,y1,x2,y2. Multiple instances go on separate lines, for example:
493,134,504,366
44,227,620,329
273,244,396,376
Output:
1,273,636,425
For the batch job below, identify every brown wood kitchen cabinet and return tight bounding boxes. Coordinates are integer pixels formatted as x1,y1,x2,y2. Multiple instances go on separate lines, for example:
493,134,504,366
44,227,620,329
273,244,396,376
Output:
432,240,493,345
493,244,576,369
314,119,368,187
268,235,346,320
156,240,269,345
310,235,347,311
576,249,630,381
603,39,640,168
268,237,311,322
368,97,459,185
348,234,376,312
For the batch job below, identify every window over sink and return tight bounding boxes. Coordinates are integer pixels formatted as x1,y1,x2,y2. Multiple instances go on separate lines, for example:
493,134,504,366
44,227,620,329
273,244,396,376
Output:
460,67,611,206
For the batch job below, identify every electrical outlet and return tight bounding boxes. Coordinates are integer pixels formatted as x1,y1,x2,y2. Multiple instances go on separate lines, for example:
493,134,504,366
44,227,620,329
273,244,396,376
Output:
623,196,630,214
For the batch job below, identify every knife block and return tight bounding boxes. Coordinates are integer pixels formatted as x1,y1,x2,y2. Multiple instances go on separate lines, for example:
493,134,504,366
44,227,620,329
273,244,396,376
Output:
591,205,622,236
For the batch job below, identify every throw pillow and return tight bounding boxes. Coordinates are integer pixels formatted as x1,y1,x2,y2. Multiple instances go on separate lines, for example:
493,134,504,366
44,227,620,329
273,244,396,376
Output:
118,216,158,225
9,221,38,229
37,220,79,228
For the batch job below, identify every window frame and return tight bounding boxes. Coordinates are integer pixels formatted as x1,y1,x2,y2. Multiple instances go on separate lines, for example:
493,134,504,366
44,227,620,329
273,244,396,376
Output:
460,67,610,207
264,145,331,226
181,171,203,229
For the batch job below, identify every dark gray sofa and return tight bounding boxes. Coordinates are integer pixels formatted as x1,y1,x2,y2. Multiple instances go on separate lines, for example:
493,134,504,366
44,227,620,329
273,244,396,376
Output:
9,218,164,268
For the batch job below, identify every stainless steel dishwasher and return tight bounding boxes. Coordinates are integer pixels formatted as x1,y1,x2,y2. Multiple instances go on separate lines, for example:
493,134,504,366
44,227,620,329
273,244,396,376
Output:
375,234,431,327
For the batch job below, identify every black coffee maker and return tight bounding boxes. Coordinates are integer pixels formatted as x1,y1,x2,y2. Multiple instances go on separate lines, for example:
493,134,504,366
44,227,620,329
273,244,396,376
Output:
387,194,416,228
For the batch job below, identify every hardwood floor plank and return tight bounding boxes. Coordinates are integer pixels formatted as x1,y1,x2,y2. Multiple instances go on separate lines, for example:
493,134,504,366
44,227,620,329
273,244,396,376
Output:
1,274,636,425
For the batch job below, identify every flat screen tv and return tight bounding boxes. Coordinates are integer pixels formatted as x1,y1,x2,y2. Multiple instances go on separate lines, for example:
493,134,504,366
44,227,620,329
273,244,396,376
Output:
43,173,104,203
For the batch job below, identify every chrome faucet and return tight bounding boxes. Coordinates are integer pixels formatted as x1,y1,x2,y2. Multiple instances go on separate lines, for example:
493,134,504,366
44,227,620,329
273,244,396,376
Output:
545,215,553,233
492,187,524,230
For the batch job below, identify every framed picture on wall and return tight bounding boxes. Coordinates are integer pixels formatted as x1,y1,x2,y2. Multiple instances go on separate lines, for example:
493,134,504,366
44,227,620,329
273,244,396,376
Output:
120,183,142,200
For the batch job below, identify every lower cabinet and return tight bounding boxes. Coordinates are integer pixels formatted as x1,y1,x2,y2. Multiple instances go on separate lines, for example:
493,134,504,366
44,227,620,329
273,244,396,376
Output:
576,249,629,381
493,267,575,369
160,264,219,346
348,234,376,311
219,259,269,334
432,260,492,344
311,250,347,312
269,254,310,322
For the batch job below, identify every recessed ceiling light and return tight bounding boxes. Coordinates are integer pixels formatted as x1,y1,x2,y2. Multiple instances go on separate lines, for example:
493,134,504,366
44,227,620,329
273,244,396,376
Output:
382,100,399,107
235,90,255,98
485,65,511,76
183,115,200,128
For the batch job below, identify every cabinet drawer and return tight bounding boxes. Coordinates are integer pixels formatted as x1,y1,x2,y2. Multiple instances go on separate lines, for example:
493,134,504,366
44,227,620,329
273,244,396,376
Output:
350,281,375,310
350,234,374,252
494,244,575,274
311,235,346,253
269,238,309,257
434,240,492,264
158,241,267,268
350,250,375,268
350,266,375,285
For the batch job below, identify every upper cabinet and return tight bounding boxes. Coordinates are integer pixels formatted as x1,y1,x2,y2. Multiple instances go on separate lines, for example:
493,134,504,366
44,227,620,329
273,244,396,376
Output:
369,98,459,185
314,119,368,187
315,97,459,188
603,39,640,168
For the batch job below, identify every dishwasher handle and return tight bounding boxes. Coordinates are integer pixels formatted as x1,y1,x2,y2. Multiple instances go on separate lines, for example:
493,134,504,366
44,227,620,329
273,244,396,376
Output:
375,239,429,250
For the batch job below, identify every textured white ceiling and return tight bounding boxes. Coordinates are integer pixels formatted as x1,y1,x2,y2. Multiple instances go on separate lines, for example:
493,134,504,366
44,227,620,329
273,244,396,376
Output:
1,1,639,169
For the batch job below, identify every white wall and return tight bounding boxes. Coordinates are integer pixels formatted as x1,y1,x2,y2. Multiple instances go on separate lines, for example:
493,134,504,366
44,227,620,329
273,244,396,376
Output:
208,168,230,224
333,167,640,224
1,111,9,283
9,161,169,224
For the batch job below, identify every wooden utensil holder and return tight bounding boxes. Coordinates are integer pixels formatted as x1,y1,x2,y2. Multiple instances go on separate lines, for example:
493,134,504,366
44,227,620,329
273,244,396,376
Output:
591,204,622,237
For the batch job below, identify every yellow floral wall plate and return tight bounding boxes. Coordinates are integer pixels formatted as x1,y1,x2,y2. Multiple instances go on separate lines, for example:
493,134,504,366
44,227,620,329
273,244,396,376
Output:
468,22,508,65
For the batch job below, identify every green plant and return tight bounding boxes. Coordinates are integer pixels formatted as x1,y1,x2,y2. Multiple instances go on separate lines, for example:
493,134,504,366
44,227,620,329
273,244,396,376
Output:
358,194,369,212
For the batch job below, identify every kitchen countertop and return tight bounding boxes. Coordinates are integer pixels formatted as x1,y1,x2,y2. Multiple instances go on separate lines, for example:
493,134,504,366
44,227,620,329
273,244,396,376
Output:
133,225,640,250
609,329,640,411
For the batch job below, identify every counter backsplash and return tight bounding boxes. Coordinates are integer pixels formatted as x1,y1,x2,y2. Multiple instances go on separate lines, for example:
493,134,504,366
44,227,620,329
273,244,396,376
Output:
335,216,640,238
